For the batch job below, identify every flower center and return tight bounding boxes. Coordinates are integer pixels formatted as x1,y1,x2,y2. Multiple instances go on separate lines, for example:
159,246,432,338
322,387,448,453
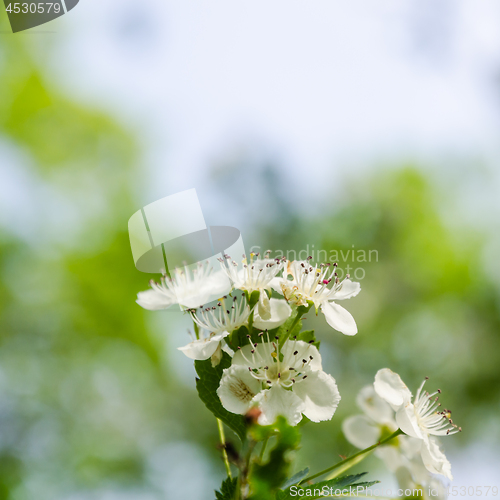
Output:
414,380,462,436
229,379,257,403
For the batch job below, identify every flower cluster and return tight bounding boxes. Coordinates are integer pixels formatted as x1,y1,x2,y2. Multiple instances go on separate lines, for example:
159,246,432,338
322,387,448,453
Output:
137,253,361,425
135,249,461,499
343,368,461,493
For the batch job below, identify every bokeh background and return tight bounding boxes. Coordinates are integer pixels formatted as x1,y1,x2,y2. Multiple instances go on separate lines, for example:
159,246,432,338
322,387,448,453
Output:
1,1,500,498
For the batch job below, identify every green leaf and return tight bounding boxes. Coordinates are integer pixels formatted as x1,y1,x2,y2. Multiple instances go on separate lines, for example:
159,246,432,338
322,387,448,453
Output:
225,324,251,352
215,477,237,500
195,352,247,442
280,468,309,490
297,329,320,349
273,311,302,343
276,473,380,500
247,289,261,309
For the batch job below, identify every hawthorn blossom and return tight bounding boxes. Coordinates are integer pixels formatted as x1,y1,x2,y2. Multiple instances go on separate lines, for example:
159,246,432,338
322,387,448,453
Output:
395,467,448,500
217,336,340,425
342,385,398,449
137,261,230,310
342,385,430,485
178,296,251,364
374,368,460,480
271,259,360,335
253,298,292,330
178,329,229,365
220,251,285,320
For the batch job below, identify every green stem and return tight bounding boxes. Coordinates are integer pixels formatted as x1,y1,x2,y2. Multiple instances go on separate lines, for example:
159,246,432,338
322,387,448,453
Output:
192,319,200,340
300,429,404,484
279,310,304,347
217,419,232,479
247,309,255,333
259,436,269,462
236,439,256,500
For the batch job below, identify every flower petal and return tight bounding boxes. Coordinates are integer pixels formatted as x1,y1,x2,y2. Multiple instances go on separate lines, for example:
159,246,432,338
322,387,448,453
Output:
375,446,406,473
399,435,423,460
342,415,380,449
178,338,220,360
177,270,231,308
396,404,425,439
211,343,223,367
331,279,361,300
321,301,358,335
374,368,412,410
292,371,340,422
253,385,304,426
269,277,285,295
356,385,395,425
217,365,262,415
254,298,292,330
136,289,173,310
257,291,272,320
420,437,453,480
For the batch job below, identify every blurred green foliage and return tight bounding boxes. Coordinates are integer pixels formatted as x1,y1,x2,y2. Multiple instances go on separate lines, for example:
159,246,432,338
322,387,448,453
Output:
1,7,499,499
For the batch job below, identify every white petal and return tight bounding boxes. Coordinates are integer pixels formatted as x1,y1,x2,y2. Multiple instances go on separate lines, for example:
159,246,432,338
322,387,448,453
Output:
253,298,292,330
253,385,304,426
374,369,412,410
283,340,322,372
178,338,220,360
375,446,406,473
209,270,234,296
407,454,432,486
396,404,425,439
356,385,395,425
331,279,361,300
211,343,223,367
269,277,285,295
292,371,340,422
400,435,423,460
342,415,380,449
421,438,453,480
211,330,231,342
177,271,231,308
257,291,272,320
217,365,262,415
321,301,358,335
394,466,416,490
136,289,173,310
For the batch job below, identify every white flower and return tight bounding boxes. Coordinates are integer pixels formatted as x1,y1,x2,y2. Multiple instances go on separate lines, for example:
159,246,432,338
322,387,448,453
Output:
191,295,251,334
374,368,460,480
178,296,251,364
395,467,449,500
343,384,451,489
137,261,230,310
178,330,230,362
217,337,340,425
271,259,360,336
342,385,398,449
253,298,292,330
220,251,285,320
